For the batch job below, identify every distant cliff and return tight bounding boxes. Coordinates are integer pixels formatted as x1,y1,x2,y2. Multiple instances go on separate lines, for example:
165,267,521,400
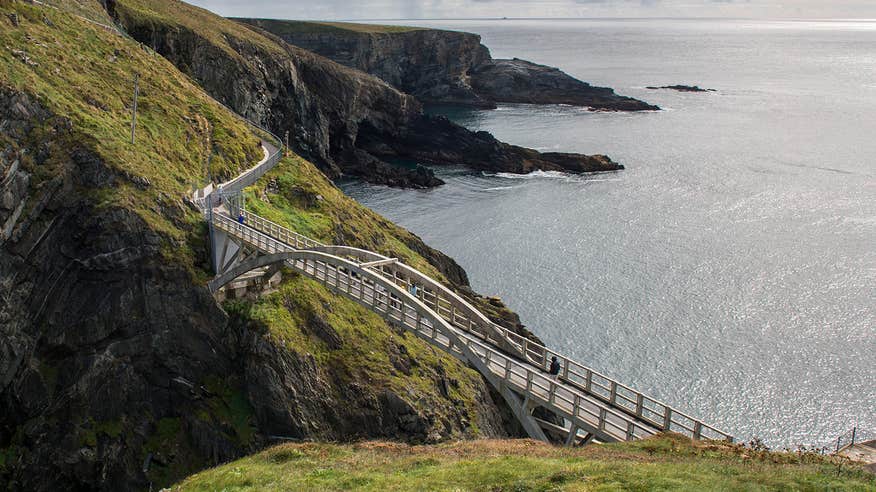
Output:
236,19,659,111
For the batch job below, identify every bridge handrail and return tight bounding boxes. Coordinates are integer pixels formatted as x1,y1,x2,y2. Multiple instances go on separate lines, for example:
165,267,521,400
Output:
212,212,662,443
189,107,284,210
219,141,281,196
239,210,325,250
233,208,733,442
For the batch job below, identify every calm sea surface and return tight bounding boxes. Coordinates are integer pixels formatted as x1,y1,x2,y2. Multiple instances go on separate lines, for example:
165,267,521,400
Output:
341,18,876,447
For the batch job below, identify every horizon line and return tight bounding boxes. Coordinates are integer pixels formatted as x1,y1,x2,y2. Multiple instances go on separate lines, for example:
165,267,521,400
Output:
252,16,876,23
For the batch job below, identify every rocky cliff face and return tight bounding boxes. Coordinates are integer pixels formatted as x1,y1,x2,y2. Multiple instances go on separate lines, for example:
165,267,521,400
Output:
108,2,623,189
238,19,658,111
235,21,495,108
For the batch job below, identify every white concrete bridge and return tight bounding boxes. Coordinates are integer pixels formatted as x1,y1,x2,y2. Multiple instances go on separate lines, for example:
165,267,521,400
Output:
194,131,733,446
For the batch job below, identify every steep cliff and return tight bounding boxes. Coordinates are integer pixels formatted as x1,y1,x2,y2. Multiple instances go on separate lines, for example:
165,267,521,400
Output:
107,0,623,190
237,19,659,111
0,3,522,490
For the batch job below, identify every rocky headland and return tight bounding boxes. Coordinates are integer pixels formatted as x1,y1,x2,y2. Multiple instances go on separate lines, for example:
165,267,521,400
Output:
96,8,629,189
236,19,660,112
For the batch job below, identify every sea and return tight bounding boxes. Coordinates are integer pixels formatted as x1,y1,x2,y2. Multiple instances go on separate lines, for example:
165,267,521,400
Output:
340,18,876,448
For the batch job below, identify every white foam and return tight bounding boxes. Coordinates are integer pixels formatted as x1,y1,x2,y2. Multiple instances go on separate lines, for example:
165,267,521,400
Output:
491,170,571,180
484,170,622,183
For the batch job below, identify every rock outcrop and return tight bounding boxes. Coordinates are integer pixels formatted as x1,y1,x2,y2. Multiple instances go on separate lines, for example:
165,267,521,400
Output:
471,58,658,111
647,85,716,93
238,19,658,112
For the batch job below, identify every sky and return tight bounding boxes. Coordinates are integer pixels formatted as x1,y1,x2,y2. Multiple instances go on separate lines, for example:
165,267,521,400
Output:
188,0,876,21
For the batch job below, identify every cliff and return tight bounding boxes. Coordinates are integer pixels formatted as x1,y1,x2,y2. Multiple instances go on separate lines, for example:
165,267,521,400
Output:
100,2,624,191
0,2,528,490
236,19,659,111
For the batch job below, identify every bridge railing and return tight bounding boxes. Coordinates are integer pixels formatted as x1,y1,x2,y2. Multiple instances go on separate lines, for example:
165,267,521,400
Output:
239,210,325,250
219,141,282,196
230,208,733,442
212,212,661,443
189,107,285,210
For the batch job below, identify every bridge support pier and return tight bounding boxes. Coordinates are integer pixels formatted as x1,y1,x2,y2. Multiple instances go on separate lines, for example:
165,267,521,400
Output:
499,384,549,442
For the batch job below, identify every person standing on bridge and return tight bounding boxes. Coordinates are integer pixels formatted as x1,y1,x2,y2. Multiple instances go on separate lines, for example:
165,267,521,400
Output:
237,214,245,224
549,356,561,379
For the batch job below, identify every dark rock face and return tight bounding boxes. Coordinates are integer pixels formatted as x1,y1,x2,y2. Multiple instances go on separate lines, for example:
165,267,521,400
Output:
647,85,716,93
238,19,658,112
0,87,516,491
472,59,659,111
238,20,496,108
359,115,624,174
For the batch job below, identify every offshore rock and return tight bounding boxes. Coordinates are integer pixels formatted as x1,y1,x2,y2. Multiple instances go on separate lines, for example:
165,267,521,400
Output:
647,85,716,92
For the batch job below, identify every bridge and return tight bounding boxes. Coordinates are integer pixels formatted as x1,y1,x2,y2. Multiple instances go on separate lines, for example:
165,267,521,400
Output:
193,125,733,446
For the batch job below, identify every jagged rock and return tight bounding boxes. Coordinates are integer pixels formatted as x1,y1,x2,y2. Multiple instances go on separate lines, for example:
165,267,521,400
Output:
0,6,539,491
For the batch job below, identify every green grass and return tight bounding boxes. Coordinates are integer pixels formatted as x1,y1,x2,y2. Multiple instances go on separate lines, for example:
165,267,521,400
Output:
236,18,425,36
113,0,288,61
230,272,488,437
37,0,114,25
172,435,876,491
243,153,447,280
0,0,261,274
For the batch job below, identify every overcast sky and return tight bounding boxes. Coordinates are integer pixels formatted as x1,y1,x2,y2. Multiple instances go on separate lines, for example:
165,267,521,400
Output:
188,0,876,21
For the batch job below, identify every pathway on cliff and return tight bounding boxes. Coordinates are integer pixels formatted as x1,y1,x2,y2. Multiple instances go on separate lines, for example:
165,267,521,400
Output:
194,129,732,446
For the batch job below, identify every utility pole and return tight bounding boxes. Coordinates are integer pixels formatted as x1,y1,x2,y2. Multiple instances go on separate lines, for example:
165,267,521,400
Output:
130,72,140,144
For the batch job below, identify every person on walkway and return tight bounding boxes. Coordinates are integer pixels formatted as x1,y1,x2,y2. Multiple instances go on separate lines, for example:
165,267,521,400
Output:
549,356,561,378
237,214,245,224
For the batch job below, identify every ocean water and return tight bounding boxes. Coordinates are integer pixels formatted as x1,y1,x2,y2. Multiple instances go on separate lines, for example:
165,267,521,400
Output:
341,18,876,447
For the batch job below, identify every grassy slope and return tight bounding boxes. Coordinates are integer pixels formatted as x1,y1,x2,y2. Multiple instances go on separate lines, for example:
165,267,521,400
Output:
229,273,488,434
243,154,446,279
0,0,261,273
236,18,426,35
111,0,286,60
173,435,876,491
